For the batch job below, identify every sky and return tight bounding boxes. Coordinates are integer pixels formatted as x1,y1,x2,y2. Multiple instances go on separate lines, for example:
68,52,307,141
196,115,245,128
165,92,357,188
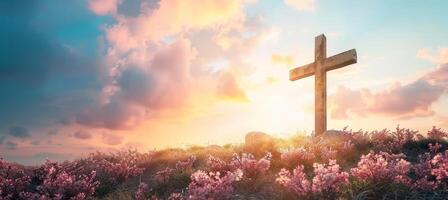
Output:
1,0,448,165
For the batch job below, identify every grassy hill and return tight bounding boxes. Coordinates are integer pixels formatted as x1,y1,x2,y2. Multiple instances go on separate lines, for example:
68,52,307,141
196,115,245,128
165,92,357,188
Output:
1,126,448,200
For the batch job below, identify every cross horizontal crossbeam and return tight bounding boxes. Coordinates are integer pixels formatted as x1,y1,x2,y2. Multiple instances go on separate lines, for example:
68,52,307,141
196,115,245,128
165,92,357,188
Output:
289,49,357,81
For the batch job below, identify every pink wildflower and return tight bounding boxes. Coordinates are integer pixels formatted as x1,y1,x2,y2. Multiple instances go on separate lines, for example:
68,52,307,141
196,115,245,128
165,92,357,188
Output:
175,155,196,171
429,143,442,154
167,192,185,200
135,182,149,200
276,165,311,197
341,140,355,152
34,160,99,199
320,147,337,161
188,169,243,200
431,150,448,186
154,167,175,184
0,158,32,199
427,126,447,140
207,155,230,172
230,152,271,178
86,151,144,184
413,156,436,190
350,151,411,185
312,160,349,193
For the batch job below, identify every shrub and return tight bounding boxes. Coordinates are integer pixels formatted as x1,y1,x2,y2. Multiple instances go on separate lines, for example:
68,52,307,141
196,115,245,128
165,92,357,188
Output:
187,169,243,199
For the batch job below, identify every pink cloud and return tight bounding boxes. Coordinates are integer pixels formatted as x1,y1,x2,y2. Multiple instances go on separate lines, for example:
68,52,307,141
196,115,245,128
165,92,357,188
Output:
77,38,195,129
217,72,248,101
423,63,448,86
76,98,146,130
73,130,92,139
330,64,447,120
88,0,121,15
329,86,368,119
102,132,123,145
104,0,247,53
77,0,266,130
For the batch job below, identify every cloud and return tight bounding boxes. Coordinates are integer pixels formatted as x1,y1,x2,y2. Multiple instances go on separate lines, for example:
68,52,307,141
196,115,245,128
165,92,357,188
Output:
0,0,266,135
216,72,249,101
271,54,294,66
117,67,155,105
284,0,315,11
100,0,247,52
78,0,265,130
77,38,195,129
0,136,5,144
8,126,30,138
5,141,17,150
417,48,448,64
47,129,58,135
30,140,40,146
423,63,448,87
102,132,123,145
367,80,443,119
330,65,447,120
73,130,92,139
76,98,146,130
88,0,121,15
329,86,368,119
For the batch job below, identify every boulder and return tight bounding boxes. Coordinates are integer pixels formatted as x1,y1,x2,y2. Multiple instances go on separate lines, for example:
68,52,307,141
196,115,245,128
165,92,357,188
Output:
321,129,353,142
245,131,274,147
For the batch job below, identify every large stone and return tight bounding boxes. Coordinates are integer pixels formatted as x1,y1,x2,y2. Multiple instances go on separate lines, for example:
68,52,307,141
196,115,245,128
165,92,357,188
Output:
321,129,353,141
245,131,274,147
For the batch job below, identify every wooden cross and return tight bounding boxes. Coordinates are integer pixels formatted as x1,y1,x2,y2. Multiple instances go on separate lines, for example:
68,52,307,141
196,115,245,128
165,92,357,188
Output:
289,34,357,136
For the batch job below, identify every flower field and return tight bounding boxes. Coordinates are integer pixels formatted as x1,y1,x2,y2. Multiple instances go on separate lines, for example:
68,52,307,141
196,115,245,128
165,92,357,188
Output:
1,126,448,200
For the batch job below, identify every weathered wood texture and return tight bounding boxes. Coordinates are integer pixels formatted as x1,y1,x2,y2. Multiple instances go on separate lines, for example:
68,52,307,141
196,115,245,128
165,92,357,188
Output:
289,50,357,81
314,35,327,137
289,34,357,136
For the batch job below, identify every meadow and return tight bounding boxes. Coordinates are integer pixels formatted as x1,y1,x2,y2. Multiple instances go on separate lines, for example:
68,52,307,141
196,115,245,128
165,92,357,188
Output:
1,126,448,200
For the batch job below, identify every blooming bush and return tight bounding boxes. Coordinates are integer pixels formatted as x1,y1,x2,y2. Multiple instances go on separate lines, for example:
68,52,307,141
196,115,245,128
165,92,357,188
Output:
413,153,437,190
187,169,243,199
167,192,185,200
312,160,349,193
86,151,144,184
175,155,196,171
134,182,149,200
365,126,417,153
276,160,348,198
429,142,443,154
276,165,310,197
319,147,338,161
230,152,271,179
280,147,315,166
33,160,99,199
340,140,355,153
206,155,230,173
1,127,448,199
431,150,448,187
350,151,411,185
153,167,175,184
427,127,447,140
0,158,31,200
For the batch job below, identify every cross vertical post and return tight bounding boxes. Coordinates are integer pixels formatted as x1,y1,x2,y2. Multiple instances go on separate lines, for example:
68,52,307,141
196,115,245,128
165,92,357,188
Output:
289,34,357,137
314,34,326,136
